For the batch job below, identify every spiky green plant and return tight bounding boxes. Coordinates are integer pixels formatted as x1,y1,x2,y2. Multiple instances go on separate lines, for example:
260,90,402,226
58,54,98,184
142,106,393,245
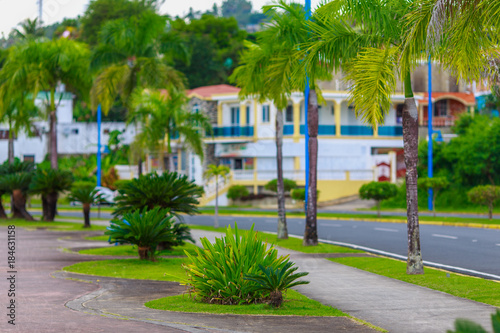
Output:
183,224,288,305
0,171,34,220
105,207,189,260
447,309,500,333
30,168,73,221
68,186,103,228
244,261,309,308
113,171,203,218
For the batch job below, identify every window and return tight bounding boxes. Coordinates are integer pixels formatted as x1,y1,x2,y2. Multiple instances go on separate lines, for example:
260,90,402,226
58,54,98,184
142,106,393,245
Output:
262,105,270,123
285,105,293,123
396,104,404,124
434,100,448,117
192,104,200,113
234,158,243,170
23,155,35,163
71,128,79,135
230,107,240,125
246,106,250,125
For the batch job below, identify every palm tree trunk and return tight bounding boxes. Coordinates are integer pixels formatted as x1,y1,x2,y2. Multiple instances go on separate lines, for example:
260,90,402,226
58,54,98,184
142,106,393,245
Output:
214,175,219,228
83,203,91,228
402,73,424,275
138,156,143,176
49,110,58,169
44,192,58,221
8,121,14,164
12,189,34,221
275,109,288,239
304,89,318,246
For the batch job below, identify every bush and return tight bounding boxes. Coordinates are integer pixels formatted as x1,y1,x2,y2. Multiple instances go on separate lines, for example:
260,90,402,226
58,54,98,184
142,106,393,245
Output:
291,188,320,202
102,167,119,190
448,309,500,333
113,179,132,190
184,224,301,305
468,185,500,219
113,172,203,218
106,207,193,260
227,185,250,200
264,178,297,193
359,181,398,216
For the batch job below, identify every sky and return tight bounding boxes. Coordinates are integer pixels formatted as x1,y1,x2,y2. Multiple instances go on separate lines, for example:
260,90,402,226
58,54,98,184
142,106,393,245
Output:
0,0,323,37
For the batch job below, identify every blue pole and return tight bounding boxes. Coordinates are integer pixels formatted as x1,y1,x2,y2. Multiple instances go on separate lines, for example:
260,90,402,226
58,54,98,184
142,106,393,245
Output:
97,104,102,187
427,56,433,211
304,0,311,206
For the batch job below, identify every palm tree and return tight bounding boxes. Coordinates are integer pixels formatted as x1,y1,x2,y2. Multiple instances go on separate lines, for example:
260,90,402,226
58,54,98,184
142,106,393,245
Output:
0,160,35,220
0,86,38,163
129,89,212,172
1,38,91,169
305,0,424,274
14,18,44,40
68,186,102,228
90,11,186,115
204,164,230,228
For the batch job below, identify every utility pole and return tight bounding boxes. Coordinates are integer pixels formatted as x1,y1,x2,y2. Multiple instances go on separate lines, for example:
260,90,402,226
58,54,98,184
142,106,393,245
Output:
38,0,43,24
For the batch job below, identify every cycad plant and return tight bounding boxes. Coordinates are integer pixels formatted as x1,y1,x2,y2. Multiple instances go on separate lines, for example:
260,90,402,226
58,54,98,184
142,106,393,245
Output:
1,172,34,220
245,261,309,308
113,171,203,218
105,207,189,260
30,168,73,221
447,309,500,333
68,186,103,228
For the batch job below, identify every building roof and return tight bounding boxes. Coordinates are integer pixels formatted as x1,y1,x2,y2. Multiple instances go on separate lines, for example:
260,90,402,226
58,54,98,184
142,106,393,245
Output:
187,84,240,100
419,92,476,106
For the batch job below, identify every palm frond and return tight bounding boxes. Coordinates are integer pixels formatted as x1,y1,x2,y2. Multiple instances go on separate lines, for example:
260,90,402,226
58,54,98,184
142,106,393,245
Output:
91,64,129,114
343,46,398,127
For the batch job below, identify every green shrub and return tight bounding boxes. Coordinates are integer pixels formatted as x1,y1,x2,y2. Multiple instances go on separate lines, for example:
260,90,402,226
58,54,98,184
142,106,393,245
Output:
113,172,203,218
106,207,193,260
113,179,132,190
183,224,290,305
265,178,297,193
291,188,320,202
244,261,309,308
227,185,250,200
468,185,500,219
417,177,449,216
447,309,500,333
359,181,398,216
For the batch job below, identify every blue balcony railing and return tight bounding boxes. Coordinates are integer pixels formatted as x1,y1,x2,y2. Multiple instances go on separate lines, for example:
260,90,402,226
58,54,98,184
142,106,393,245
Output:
341,125,374,136
378,126,403,136
299,124,336,135
283,124,294,135
213,126,254,137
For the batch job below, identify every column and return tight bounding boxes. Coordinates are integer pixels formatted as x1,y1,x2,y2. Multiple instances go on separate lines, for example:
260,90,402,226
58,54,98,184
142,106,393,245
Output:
253,99,258,141
177,150,182,172
292,98,301,142
253,157,258,194
217,102,223,126
373,124,379,138
470,106,475,116
240,102,247,126
334,100,341,137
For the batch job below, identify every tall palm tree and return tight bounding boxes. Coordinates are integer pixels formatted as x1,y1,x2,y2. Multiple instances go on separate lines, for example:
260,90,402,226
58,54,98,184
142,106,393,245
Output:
1,38,91,169
204,164,230,228
90,11,186,115
128,89,213,172
14,18,44,40
0,86,38,163
305,0,424,274
68,186,102,228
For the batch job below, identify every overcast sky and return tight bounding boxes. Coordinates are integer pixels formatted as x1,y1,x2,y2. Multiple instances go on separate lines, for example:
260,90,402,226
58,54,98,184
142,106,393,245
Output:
0,0,324,37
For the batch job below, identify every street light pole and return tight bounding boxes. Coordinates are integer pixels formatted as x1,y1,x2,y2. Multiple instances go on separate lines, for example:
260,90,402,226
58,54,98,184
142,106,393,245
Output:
427,56,433,211
97,104,102,187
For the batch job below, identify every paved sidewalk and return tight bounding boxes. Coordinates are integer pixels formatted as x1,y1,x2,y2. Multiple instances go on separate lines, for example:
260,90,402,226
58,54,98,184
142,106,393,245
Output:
191,229,499,333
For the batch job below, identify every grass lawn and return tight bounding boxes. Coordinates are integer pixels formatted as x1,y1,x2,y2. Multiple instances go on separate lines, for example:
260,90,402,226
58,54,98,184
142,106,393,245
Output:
0,218,107,231
197,209,500,226
329,256,500,307
78,242,200,256
145,289,346,317
63,258,189,282
189,225,363,254
85,235,112,241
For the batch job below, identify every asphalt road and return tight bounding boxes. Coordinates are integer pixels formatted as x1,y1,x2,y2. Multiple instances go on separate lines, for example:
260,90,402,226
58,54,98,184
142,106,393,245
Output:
48,210,500,279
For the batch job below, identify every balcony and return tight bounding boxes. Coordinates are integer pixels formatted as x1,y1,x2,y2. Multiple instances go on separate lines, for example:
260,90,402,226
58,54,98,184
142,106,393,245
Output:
378,126,403,136
232,169,374,181
422,117,455,127
341,125,374,136
213,126,254,137
299,125,336,135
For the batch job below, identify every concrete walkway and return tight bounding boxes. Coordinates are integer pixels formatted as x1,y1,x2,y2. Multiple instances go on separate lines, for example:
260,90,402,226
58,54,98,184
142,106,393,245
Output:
191,229,499,333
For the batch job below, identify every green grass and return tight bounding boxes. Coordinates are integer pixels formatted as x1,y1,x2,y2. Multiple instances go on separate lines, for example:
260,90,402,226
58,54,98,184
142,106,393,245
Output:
188,225,363,254
0,219,107,231
63,258,189,282
197,209,500,225
329,256,500,307
85,235,111,241
145,289,346,317
78,242,200,256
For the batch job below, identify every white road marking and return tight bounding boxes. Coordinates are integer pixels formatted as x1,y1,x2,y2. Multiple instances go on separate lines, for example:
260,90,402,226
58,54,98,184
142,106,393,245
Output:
496,244,500,247
472,239,478,243
432,234,458,240
264,219,275,224
374,227,398,233
319,223,342,227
